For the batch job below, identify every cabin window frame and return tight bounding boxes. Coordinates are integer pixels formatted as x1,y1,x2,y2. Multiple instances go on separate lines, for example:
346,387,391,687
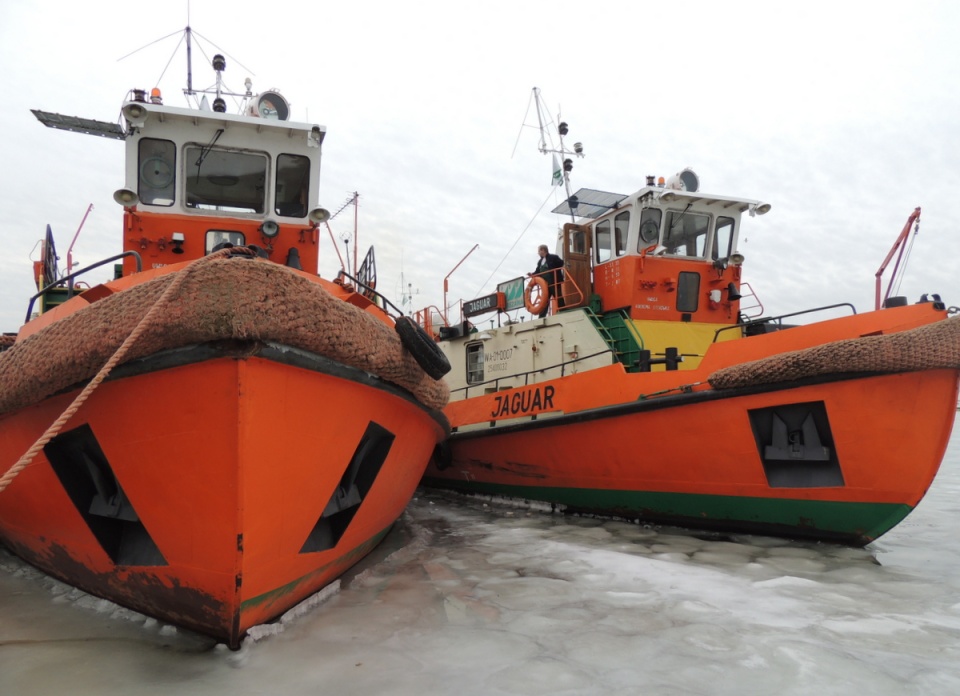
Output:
595,219,613,264
663,210,711,259
137,138,177,207
614,211,630,257
184,145,269,215
274,153,310,218
713,216,736,260
466,342,485,384
637,207,662,249
205,230,246,254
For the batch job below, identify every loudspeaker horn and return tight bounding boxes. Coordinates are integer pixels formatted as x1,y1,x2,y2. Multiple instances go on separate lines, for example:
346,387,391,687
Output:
113,188,139,207
309,207,331,224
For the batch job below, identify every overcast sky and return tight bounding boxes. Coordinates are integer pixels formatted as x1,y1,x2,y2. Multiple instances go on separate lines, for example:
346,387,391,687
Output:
2,0,959,333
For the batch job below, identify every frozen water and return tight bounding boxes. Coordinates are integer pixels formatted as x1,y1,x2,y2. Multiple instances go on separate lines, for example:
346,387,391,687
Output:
3,416,960,694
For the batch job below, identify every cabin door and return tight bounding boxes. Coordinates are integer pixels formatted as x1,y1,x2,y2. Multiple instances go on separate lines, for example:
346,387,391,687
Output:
562,223,592,308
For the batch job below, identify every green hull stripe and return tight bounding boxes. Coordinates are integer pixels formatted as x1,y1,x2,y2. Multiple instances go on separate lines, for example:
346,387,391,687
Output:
423,479,913,544
240,526,391,613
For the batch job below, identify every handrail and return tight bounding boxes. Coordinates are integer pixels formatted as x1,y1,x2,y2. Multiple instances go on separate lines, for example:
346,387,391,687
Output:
713,302,857,343
414,305,449,336
336,270,406,317
26,251,143,323
528,265,583,314
556,268,584,311
617,308,646,350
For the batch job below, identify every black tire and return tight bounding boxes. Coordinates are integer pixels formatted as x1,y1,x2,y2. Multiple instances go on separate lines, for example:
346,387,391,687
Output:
395,316,451,380
432,441,453,471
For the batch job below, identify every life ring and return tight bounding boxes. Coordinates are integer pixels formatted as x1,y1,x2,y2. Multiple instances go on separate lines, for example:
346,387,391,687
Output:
524,277,549,316
395,316,451,380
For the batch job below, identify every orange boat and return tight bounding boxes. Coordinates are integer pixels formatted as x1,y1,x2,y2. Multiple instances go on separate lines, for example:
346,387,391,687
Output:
417,97,960,546
0,31,449,647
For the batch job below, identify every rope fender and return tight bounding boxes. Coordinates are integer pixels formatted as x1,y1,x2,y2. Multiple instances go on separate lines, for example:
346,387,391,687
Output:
0,251,449,493
708,316,960,390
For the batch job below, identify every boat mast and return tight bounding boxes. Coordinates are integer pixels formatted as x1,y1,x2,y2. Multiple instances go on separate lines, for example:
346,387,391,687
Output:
186,25,193,96
531,87,584,222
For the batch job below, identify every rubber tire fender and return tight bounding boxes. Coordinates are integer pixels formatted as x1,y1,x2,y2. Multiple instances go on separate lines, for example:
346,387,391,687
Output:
395,316,452,380
431,441,453,471
524,277,549,316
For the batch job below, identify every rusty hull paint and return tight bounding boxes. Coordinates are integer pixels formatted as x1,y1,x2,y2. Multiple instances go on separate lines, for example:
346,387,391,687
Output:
1,535,230,640
3,525,399,648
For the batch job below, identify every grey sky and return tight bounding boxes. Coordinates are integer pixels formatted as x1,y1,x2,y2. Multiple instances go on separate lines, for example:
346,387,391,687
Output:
2,0,959,332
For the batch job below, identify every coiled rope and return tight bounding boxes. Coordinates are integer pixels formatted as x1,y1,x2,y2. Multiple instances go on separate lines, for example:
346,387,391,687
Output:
0,247,254,495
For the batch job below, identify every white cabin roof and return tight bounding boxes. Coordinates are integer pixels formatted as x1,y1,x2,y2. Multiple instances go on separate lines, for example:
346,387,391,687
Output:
553,186,771,220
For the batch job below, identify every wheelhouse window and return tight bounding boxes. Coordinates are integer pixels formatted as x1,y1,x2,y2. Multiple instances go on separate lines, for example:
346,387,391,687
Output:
205,230,246,254
595,219,612,263
275,154,310,217
713,216,735,260
638,208,662,248
466,343,484,384
138,138,176,206
567,227,587,255
663,211,710,258
614,211,629,257
185,146,267,214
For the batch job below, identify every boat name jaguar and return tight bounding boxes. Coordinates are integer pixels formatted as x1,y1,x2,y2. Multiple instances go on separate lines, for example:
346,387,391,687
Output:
491,385,556,418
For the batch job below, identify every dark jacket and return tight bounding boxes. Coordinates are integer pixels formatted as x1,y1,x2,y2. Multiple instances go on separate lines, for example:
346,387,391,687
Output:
535,253,564,287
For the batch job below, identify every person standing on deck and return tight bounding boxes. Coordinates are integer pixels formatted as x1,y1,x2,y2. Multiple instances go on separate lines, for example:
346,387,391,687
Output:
531,244,565,318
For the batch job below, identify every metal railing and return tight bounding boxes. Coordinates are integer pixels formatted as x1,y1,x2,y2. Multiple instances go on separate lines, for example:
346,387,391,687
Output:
336,270,406,317
26,251,143,323
713,302,857,343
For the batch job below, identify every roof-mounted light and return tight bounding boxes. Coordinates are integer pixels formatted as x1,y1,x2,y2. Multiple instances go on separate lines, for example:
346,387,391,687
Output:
665,168,699,192
252,91,290,121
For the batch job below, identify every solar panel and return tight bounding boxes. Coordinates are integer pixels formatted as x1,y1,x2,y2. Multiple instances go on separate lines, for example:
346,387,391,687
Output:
551,188,628,220
31,110,126,140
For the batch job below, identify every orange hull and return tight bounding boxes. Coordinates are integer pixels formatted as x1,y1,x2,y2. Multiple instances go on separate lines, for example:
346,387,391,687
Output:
0,342,446,646
14,58,453,646
426,304,960,544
